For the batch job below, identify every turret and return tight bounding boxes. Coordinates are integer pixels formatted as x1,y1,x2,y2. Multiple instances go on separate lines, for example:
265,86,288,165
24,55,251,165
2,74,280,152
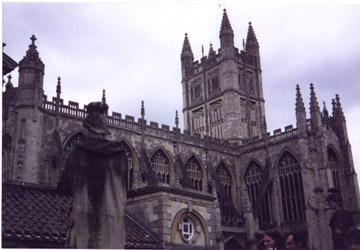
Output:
245,22,261,69
309,83,322,134
17,35,45,107
295,84,307,136
219,9,234,57
180,33,194,78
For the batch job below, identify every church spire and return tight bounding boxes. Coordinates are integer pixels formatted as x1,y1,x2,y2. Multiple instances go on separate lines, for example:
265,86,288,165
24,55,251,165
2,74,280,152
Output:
219,9,234,49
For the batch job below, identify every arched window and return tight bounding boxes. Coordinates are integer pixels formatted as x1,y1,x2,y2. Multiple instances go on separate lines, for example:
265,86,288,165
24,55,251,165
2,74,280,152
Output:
2,133,13,181
118,142,135,191
245,162,272,229
328,148,341,191
185,157,202,191
151,150,170,184
278,152,305,223
63,132,86,158
216,163,232,224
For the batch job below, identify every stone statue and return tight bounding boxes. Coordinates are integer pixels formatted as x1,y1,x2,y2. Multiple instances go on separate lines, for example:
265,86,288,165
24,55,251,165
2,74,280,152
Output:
58,102,128,249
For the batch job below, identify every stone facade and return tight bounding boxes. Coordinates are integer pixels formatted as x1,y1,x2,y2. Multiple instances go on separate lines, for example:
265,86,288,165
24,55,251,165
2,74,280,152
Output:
2,9,360,250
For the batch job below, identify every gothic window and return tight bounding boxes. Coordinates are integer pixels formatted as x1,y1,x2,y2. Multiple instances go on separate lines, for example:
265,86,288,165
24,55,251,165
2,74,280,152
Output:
2,133,12,181
250,102,258,137
63,132,86,158
245,162,272,229
209,101,223,139
118,142,135,191
208,74,220,94
185,157,202,191
192,108,205,136
151,150,170,184
247,71,254,92
216,163,232,224
181,216,195,241
191,83,202,102
238,69,243,88
278,152,305,223
240,98,249,139
328,148,341,191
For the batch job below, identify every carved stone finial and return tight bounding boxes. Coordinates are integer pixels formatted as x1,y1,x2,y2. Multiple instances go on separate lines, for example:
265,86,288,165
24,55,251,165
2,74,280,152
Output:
56,77,61,94
5,75,13,90
141,100,145,117
175,110,179,129
30,35,37,46
102,89,106,104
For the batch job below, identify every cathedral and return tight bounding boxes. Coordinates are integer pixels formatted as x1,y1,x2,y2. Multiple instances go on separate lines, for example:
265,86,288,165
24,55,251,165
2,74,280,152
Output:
2,9,360,250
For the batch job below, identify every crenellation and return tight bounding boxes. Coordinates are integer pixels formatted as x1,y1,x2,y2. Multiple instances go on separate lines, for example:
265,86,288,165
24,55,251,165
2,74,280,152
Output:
150,121,158,128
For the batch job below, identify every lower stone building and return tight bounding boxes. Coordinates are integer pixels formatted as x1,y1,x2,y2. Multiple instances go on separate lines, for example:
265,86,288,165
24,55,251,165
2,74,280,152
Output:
2,9,360,250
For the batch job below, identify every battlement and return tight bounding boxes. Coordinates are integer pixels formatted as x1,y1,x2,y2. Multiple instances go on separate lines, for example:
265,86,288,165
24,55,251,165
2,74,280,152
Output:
42,95,305,153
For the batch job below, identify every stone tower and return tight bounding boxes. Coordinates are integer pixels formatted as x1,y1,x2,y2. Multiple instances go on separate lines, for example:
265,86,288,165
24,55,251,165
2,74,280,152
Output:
10,35,45,183
181,9,266,144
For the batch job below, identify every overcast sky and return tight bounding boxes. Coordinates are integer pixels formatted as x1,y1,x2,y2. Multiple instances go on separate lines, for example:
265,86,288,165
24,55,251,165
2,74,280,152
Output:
2,1,360,186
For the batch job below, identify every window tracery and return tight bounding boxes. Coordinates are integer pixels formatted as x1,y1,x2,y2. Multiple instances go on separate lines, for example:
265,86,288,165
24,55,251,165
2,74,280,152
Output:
118,142,135,191
63,132,86,158
185,157,202,191
151,150,170,184
328,148,341,191
192,108,205,136
245,162,272,229
209,101,223,139
278,152,305,223
216,163,232,224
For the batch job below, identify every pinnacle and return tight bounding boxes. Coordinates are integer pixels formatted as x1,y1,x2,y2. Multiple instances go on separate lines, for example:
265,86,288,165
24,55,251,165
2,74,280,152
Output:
181,33,193,55
56,77,61,94
220,8,233,33
208,43,216,57
102,89,106,104
19,34,44,71
309,83,320,112
295,84,305,113
246,22,258,45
